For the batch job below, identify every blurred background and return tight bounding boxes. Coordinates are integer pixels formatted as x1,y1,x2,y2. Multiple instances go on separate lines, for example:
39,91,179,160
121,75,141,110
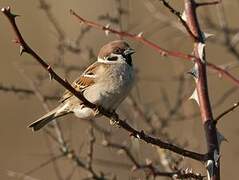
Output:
0,0,239,179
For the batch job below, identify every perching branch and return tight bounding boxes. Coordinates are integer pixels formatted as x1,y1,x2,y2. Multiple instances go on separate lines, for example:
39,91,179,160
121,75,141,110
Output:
1,6,206,164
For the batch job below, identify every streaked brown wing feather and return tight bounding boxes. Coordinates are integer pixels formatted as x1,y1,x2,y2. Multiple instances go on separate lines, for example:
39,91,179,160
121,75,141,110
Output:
60,62,99,102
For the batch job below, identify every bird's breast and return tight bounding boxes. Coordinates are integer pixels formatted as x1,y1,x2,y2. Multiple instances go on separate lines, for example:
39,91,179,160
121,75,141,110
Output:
83,64,134,110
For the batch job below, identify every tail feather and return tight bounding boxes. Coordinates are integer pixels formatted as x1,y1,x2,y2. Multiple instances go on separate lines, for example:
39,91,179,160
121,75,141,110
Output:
28,106,69,131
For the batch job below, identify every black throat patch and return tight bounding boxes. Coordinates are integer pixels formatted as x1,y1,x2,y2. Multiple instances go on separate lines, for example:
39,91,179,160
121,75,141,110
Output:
123,55,132,66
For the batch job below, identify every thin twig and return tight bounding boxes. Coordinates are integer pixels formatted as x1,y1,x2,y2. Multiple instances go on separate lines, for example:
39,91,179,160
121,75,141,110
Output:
214,102,239,123
24,154,64,175
103,140,204,179
0,83,58,101
158,0,198,41
196,0,222,7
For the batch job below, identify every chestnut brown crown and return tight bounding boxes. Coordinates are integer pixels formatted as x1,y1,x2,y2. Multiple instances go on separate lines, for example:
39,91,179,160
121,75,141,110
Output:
98,40,132,59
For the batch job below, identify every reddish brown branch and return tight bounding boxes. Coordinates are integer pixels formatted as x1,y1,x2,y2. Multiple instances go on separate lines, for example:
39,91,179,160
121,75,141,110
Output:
70,9,194,61
70,9,239,87
184,0,220,179
207,62,239,85
1,6,205,163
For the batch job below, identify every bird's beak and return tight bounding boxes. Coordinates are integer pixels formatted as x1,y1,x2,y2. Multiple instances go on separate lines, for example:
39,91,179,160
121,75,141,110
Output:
124,48,135,56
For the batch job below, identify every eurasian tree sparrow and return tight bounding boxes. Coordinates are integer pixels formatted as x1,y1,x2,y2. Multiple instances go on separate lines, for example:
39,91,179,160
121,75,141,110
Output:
29,40,135,131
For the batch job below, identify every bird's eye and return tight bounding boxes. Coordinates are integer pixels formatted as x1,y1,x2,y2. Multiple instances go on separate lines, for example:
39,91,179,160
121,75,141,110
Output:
114,48,121,54
107,56,118,61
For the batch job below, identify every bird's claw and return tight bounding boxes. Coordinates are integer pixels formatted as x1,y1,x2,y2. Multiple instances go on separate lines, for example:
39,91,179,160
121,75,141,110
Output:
109,110,119,127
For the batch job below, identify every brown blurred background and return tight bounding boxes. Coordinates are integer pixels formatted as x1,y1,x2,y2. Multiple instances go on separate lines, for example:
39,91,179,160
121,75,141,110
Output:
0,0,239,179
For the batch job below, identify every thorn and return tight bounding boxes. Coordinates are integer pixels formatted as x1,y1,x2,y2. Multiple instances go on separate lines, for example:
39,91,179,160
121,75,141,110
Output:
217,130,228,147
160,51,167,56
117,149,124,155
1,7,6,12
11,13,20,18
19,45,25,56
189,89,200,105
104,24,110,36
101,140,109,146
1,6,10,13
172,174,178,179
131,165,137,172
136,133,141,139
12,38,20,44
213,150,220,167
137,32,143,38
64,78,69,84
187,64,199,79
49,73,53,80
69,9,74,15
47,65,53,80
181,10,187,21
205,160,214,180
198,42,206,63
202,32,214,41
145,158,152,165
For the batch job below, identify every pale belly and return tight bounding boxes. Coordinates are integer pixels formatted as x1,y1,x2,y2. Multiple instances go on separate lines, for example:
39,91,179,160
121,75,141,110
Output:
83,65,134,110
72,63,134,119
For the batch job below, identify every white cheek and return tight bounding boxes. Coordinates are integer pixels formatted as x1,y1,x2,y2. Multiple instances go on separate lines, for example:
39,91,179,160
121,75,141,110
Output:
97,55,125,64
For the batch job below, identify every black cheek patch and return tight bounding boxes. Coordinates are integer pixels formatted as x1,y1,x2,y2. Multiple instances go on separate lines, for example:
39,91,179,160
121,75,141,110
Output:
107,56,118,61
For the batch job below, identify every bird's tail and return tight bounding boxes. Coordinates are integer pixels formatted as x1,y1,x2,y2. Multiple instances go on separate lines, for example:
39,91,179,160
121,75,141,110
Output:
28,105,70,131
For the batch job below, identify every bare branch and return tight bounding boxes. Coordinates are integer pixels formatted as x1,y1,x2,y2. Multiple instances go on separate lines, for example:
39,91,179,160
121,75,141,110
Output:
158,0,198,41
214,102,239,124
70,9,239,87
25,154,64,175
103,140,204,179
196,0,222,7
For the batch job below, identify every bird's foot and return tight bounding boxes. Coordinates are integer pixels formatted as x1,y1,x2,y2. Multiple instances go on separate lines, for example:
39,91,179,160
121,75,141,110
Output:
109,110,120,127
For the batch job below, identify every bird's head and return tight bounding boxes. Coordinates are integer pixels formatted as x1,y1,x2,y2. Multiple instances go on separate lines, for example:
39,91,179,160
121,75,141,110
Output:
98,40,135,66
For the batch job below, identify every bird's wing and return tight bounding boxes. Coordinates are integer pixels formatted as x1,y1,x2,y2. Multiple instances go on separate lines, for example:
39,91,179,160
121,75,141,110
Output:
60,62,100,103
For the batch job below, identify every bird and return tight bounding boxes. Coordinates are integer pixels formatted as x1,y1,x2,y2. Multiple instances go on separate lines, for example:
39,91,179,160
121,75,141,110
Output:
28,40,135,131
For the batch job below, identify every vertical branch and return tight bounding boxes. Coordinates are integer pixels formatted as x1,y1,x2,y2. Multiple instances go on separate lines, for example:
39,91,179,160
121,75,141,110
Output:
184,0,219,179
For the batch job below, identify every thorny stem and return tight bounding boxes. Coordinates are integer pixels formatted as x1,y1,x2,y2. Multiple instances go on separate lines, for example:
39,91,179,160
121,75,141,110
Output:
1,6,206,165
184,0,220,179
